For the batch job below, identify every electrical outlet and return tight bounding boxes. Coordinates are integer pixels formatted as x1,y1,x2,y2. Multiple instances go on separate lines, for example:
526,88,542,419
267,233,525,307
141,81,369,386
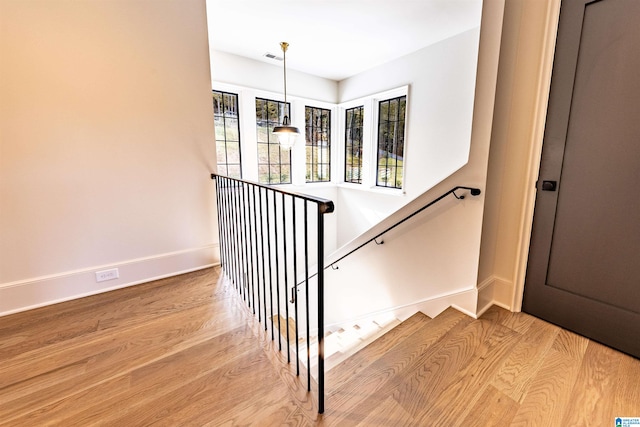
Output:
96,268,119,282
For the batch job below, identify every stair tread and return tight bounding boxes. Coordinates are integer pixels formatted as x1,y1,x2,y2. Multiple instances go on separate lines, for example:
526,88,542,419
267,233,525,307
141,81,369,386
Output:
327,309,474,410
322,319,402,371
327,308,470,393
325,312,430,387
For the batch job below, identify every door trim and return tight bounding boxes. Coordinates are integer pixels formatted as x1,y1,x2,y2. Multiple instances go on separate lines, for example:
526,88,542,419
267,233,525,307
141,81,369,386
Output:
511,0,561,311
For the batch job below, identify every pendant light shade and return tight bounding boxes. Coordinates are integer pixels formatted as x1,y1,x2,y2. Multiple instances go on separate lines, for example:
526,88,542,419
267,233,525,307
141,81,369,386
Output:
272,42,300,149
273,115,299,150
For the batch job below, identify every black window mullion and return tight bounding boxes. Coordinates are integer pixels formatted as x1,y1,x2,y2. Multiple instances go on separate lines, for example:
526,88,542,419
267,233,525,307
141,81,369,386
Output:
344,106,363,184
256,97,291,184
375,95,405,189
213,90,241,179
306,106,331,183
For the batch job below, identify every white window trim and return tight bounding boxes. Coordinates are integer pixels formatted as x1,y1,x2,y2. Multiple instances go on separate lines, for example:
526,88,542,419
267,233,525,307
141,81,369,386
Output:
303,100,339,185
338,85,409,194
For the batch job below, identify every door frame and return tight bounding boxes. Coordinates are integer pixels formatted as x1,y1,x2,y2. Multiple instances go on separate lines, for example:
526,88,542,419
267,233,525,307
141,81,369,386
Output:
511,0,561,311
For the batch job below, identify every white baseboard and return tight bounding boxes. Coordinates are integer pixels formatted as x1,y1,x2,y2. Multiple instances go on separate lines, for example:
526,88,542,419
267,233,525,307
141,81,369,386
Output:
0,244,219,317
476,275,513,316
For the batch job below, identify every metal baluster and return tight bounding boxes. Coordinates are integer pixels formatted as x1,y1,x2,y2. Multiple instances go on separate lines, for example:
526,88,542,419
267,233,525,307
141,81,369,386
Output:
246,183,256,315
317,204,326,415
241,182,249,307
265,189,274,339
234,180,244,299
222,177,233,283
259,188,268,331
253,185,261,322
213,178,226,277
281,193,290,359
304,200,310,391
292,197,299,375
229,178,239,289
274,190,282,351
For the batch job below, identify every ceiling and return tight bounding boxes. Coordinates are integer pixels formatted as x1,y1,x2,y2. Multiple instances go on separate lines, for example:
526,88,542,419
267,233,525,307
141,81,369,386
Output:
206,0,483,81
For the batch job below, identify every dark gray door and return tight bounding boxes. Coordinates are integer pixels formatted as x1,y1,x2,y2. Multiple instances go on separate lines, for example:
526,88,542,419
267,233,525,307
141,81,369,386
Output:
523,0,640,358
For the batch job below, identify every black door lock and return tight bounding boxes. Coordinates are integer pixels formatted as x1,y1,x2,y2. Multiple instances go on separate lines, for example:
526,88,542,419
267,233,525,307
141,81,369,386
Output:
541,180,557,191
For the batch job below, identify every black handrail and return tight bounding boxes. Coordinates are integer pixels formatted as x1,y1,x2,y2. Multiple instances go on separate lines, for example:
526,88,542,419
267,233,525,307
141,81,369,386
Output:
211,173,335,214
293,186,481,288
332,186,480,266
211,173,333,414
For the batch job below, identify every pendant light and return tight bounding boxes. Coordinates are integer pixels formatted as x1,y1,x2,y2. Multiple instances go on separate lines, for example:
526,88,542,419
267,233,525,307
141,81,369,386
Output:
273,42,300,150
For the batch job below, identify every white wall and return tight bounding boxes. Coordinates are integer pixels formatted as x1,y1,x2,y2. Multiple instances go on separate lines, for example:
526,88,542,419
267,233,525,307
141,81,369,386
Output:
0,0,217,315
335,28,481,244
210,50,338,104
324,0,506,324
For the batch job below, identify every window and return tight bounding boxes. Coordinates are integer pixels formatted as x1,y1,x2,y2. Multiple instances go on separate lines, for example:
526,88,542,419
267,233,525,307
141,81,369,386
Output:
344,106,364,184
213,90,242,178
305,106,331,182
376,95,406,189
256,98,291,184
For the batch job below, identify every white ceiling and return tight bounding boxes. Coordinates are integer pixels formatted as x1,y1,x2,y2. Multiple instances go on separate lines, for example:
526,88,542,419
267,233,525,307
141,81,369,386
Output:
206,0,483,81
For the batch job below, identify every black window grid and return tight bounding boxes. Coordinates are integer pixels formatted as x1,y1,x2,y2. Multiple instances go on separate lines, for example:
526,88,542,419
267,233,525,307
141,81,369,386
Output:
305,106,331,183
256,97,292,184
213,90,242,179
344,106,364,184
376,95,406,189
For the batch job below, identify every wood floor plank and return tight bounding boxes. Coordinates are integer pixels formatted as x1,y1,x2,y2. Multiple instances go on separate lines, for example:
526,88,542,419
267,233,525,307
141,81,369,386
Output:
500,310,536,334
0,302,244,416
491,316,559,403
613,353,640,416
411,320,521,425
460,385,519,427
0,314,251,424
65,347,274,426
2,375,132,427
0,291,236,390
393,317,496,417
510,347,583,426
560,341,623,426
324,310,474,425
355,396,416,426
200,386,305,427
551,328,590,360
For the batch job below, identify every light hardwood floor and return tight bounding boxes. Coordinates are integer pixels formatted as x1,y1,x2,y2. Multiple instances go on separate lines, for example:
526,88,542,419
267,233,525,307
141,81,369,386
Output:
0,267,639,426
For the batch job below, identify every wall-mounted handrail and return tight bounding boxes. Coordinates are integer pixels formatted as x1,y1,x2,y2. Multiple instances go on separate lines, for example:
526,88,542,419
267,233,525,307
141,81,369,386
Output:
211,173,333,414
332,186,480,266
292,186,481,289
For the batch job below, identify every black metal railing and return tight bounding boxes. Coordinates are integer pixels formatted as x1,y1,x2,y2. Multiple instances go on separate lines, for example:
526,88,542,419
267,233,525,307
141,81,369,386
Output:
211,173,334,414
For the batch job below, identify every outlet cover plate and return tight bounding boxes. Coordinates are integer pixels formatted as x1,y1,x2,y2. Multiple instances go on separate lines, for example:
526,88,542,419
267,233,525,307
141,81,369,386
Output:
96,268,119,282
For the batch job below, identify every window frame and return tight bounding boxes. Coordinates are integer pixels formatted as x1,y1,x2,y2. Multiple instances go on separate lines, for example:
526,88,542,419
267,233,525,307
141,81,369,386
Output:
338,85,408,192
305,105,332,183
375,95,407,189
255,97,292,185
212,90,242,179
344,105,364,184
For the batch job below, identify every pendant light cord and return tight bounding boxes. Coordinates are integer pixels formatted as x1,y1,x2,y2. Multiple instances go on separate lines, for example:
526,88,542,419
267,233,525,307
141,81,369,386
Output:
281,42,289,119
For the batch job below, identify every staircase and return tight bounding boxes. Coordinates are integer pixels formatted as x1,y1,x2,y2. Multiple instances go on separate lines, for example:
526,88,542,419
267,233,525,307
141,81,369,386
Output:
258,291,491,423
272,313,402,375
320,306,478,424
